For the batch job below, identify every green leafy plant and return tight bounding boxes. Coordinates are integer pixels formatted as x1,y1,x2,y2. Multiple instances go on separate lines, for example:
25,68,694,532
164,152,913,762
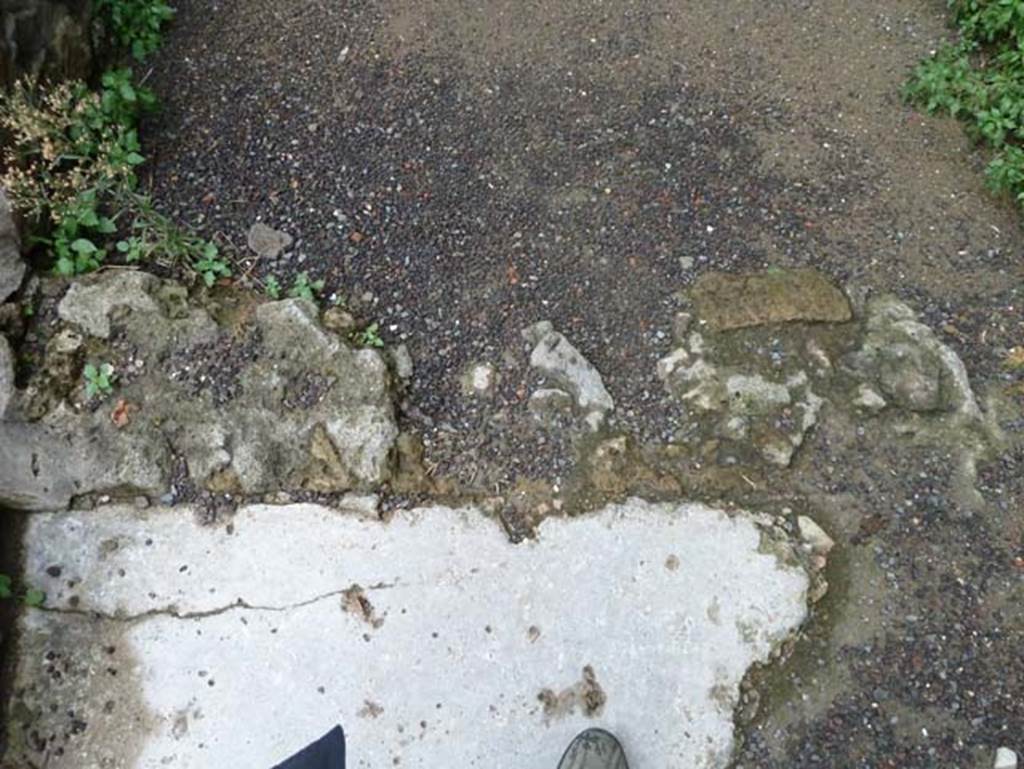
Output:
83,362,116,398
906,0,1024,207
48,190,117,275
98,68,158,128
0,574,46,607
0,76,150,215
264,275,282,299
0,73,154,275
353,322,385,348
95,0,175,61
194,242,232,287
0,31,234,285
288,271,325,302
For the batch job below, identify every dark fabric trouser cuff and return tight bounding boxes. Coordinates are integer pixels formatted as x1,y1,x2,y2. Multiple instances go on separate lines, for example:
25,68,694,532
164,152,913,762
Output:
272,726,346,769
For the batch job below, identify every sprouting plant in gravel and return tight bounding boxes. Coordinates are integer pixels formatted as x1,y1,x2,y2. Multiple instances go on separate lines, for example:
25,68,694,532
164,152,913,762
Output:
83,362,116,398
113,191,229,278
0,574,46,607
906,0,1024,207
264,275,282,299
288,271,325,302
95,0,175,61
117,223,230,284
194,242,232,287
353,322,385,348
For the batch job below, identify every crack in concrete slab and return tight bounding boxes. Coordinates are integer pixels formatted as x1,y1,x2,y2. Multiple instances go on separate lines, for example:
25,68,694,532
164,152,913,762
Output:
35,580,398,625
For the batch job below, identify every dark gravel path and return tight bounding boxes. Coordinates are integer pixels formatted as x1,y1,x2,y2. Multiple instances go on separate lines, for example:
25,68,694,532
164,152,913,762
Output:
141,1,1024,766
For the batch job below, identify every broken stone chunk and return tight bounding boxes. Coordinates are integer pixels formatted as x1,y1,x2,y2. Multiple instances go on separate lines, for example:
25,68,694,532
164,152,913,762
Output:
528,388,574,426
57,271,161,339
995,747,1019,769
691,269,852,331
853,384,887,412
757,430,798,468
2,276,399,510
664,358,725,412
725,374,791,415
462,362,497,397
524,321,613,429
0,418,171,511
388,344,414,381
656,348,691,381
849,296,981,420
323,307,357,333
875,342,943,412
659,333,823,468
247,222,294,259
672,311,693,342
797,516,834,556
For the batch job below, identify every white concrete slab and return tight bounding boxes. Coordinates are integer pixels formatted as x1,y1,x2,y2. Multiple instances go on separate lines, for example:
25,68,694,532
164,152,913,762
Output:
15,499,811,769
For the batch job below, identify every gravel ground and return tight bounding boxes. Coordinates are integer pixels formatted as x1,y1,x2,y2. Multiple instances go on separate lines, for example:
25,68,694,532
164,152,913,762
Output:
137,1,1024,766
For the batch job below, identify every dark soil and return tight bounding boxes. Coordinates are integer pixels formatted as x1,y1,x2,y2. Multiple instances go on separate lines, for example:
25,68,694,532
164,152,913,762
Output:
138,1,1024,766
0,509,27,762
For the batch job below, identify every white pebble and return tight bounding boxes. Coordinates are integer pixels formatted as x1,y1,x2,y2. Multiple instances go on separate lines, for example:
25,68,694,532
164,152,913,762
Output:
995,747,1018,769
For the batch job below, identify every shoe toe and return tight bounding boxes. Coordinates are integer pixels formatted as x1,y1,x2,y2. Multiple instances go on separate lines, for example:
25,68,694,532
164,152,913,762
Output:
556,728,629,769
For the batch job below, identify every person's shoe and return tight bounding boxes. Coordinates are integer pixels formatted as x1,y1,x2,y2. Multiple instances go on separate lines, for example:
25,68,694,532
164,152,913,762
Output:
556,728,629,769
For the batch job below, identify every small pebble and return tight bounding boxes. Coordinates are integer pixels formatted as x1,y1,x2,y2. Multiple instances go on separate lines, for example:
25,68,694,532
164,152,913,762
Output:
995,747,1018,769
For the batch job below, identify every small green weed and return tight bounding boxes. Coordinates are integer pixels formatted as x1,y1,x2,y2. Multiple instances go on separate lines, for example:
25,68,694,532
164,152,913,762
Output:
194,242,232,287
48,190,117,275
83,362,116,398
353,322,385,348
113,192,229,280
0,574,46,607
97,68,158,128
264,275,282,299
906,1,1024,207
288,271,325,302
95,0,176,61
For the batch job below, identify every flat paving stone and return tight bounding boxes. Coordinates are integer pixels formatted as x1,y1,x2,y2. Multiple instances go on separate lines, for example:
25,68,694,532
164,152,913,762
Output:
12,499,811,769
690,269,853,332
